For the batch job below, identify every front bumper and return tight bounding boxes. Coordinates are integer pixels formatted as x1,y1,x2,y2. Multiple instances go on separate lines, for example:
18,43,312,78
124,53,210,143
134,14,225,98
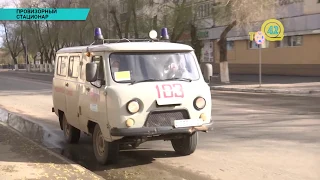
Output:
110,120,213,137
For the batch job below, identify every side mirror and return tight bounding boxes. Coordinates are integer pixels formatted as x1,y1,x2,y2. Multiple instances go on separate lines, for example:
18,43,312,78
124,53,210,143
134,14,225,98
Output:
86,63,98,82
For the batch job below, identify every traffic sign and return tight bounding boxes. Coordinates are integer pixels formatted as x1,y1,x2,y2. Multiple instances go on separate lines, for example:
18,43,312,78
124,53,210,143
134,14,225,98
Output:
36,52,41,56
254,31,265,45
261,19,284,41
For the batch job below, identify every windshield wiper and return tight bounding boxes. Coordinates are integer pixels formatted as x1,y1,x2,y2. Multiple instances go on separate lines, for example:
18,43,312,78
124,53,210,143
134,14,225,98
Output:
130,78,163,85
164,77,192,82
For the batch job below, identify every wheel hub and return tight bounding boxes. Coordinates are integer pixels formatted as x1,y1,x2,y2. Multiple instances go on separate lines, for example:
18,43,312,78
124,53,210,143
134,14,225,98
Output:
96,131,105,156
64,121,70,137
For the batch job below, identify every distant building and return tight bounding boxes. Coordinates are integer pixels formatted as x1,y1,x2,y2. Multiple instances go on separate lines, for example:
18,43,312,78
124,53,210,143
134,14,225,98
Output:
199,0,320,76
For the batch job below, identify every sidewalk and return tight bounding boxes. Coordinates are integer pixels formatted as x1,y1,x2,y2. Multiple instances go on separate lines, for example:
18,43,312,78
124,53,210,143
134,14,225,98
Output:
0,111,103,180
210,74,320,95
0,69,54,76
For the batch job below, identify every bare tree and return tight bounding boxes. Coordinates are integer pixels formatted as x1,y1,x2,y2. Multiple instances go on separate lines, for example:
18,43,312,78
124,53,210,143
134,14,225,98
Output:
110,5,123,39
213,0,278,82
168,0,193,43
1,22,23,70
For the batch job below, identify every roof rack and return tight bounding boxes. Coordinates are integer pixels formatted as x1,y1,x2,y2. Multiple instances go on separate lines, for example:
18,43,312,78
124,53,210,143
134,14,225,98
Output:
85,38,161,53
85,27,169,53
102,38,158,43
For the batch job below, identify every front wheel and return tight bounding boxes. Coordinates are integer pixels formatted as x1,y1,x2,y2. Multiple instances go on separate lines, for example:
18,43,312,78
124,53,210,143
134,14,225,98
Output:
171,132,198,156
62,115,80,144
92,124,119,165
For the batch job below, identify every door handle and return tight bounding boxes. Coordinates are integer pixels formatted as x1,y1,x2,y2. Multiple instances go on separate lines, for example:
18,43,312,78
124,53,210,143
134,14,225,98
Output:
65,83,69,87
86,87,90,92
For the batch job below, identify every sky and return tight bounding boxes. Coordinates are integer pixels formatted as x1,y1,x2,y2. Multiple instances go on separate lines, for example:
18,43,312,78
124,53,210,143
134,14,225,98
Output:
0,0,17,46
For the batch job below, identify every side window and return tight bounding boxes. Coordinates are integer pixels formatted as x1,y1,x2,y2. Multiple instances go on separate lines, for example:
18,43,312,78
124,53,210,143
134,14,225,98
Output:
92,56,104,80
57,56,67,76
68,56,80,78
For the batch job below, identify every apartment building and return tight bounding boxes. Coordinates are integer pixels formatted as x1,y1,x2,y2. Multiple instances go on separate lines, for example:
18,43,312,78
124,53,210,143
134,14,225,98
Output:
200,0,320,76
115,0,214,43
116,0,191,39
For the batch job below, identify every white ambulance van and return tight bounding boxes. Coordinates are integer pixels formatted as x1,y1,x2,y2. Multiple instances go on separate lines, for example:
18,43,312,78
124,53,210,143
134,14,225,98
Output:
52,28,213,165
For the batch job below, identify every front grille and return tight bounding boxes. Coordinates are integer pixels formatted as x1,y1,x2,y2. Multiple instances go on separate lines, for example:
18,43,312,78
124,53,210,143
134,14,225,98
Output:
144,110,190,127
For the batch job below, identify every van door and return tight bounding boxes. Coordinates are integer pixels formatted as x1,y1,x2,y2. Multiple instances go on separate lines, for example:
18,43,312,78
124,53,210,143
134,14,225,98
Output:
65,54,81,129
79,54,106,132
53,56,68,113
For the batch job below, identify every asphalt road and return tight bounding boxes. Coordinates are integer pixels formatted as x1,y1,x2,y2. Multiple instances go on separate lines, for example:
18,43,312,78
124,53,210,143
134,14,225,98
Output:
0,70,319,180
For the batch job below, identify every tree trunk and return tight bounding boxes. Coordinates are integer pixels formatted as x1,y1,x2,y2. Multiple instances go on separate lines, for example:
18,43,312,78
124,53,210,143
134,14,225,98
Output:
170,0,187,42
152,15,158,30
124,6,131,38
110,7,122,39
20,22,28,65
190,23,203,64
132,0,139,39
12,57,18,70
217,21,237,83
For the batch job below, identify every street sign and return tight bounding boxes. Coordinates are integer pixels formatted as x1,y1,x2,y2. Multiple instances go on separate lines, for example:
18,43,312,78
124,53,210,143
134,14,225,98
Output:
261,19,284,41
254,31,265,45
247,19,285,88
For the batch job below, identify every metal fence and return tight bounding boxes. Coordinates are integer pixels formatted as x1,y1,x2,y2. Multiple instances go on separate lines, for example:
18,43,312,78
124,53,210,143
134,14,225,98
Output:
0,64,55,73
0,64,27,69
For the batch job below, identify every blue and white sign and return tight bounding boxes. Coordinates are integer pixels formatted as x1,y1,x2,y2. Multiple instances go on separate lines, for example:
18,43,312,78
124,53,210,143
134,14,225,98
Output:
254,31,265,45
0,8,90,21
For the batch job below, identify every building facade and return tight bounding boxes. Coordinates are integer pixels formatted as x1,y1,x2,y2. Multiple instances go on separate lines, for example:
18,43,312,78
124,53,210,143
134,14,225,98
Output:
204,0,320,76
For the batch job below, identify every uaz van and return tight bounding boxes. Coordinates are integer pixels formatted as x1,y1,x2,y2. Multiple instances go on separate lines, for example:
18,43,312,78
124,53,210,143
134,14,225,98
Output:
52,28,213,165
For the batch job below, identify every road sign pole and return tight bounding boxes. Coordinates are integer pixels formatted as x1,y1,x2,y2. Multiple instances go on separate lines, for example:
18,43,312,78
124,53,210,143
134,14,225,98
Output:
249,19,284,87
259,44,262,87
254,31,264,88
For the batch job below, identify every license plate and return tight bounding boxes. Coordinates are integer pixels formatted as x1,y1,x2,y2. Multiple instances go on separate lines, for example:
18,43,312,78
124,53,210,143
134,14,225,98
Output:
173,119,204,128
156,98,183,105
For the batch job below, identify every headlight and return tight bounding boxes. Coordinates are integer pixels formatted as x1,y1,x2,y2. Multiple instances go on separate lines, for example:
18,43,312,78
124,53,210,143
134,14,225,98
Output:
126,99,140,114
193,97,206,110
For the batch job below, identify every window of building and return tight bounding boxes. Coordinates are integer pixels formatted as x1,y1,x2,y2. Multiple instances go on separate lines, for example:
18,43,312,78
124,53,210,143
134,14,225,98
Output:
227,41,234,50
120,0,128,13
276,35,303,47
249,40,269,49
136,0,144,10
149,0,154,6
56,56,68,76
196,2,212,19
68,56,80,78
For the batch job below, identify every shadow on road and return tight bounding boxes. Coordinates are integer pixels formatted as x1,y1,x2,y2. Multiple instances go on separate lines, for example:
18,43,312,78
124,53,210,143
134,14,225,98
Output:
212,74,320,85
54,135,179,172
211,92,320,145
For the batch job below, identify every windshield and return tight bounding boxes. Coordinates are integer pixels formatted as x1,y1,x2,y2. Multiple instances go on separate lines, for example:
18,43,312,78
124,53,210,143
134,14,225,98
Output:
109,52,200,83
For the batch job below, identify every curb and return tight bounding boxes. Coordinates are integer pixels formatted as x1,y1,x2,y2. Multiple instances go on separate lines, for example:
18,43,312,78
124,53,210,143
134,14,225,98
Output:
210,86,320,95
3,70,54,76
0,108,104,180
19,71,54,76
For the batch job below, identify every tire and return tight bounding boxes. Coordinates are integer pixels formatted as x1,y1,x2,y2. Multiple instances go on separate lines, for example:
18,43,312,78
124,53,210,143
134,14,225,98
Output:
171,132,198,156
130,143,139,149
62,115,81,144
92,124,119,165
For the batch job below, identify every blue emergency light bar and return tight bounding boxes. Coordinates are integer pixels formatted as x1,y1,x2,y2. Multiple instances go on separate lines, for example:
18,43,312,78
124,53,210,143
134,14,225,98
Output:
94,27,104,40
160,27,169,40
